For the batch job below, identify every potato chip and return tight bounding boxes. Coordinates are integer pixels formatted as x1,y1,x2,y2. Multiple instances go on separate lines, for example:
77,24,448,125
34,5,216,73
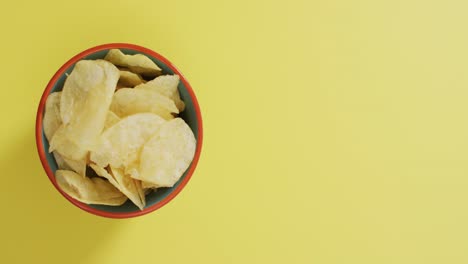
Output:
53,152,68,170
104,111,120,130
43,91,87,174
49,124,88,160
89,164,118,186
110,167,145,210
141,181,160,189
53,152,86,176
136,118,196,187
90,113,166,169
123,162,140,179
56,170,127,206
90,164,144,209
118,70,145,87
56,59,119,151
135,180,146,203
135,75,185,112
110,88,178,120
104,49,161,76
63,157,87,176
43,92,62,141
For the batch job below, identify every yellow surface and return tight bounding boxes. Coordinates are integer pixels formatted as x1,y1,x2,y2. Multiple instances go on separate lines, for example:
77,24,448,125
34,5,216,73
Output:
1,0,468,263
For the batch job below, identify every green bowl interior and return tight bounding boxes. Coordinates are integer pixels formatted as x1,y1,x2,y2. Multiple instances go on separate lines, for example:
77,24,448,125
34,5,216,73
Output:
42,49,199,213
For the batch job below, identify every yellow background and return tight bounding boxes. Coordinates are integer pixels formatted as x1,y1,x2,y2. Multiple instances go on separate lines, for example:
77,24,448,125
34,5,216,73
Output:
1,0,468,263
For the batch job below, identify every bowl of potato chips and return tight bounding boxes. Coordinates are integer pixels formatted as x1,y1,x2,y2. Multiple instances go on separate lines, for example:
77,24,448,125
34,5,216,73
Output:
36,43,203,218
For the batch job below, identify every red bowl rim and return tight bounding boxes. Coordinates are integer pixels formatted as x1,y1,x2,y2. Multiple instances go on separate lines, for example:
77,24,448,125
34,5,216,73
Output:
35,43,203,218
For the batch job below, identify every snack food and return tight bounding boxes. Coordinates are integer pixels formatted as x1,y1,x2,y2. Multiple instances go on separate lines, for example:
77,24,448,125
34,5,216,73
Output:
43,91,86,176
104,111,120,130
90,164,145,210
135,75,185,111
56,170,128,206
43,49,196,210
90,113,166,169
118,70,145,87
50,60,119,160
136,118,196,187
110,88,178,120
104,49,161,76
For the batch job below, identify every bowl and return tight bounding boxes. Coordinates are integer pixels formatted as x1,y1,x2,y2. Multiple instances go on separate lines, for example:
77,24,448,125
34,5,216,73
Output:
36,43,203,218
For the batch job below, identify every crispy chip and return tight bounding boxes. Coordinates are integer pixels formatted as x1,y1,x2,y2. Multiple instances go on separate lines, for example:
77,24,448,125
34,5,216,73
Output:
118,70,145,87
104,111,120,130
124,162,140,179
136,118,196,187
53,152,86,176
90,113,166,169
141,181,160,189
43,91,87,174
104,49,161,76
135,75,185,112
110,88,178,120
89,164,118,186
42,92,71,168
135,180,146,203
56,170,127,206
54,60,119,153
43,92,62,141
49,124,88,160
53,152,68,170
90,164,145,210
63,157,87,176
110,167,145,210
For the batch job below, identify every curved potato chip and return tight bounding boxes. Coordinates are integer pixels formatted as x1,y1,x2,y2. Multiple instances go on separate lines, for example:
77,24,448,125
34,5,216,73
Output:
124,162,140,179
135,180,146,204
89,164,118,186
104,49,161,76
118,70,144,87
63,157,87,176
49,125,88,160
135,75,185,112
136,118,196,187
110,88,178,120
53,152,68,170
57,60,119,150
141,181,160,189
104,111,120,130
110,167,145,210
43,91,87,174
55,170,127,206
53,152,86,176
90,113,166,169
90,164,145,210
43,92,62,141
